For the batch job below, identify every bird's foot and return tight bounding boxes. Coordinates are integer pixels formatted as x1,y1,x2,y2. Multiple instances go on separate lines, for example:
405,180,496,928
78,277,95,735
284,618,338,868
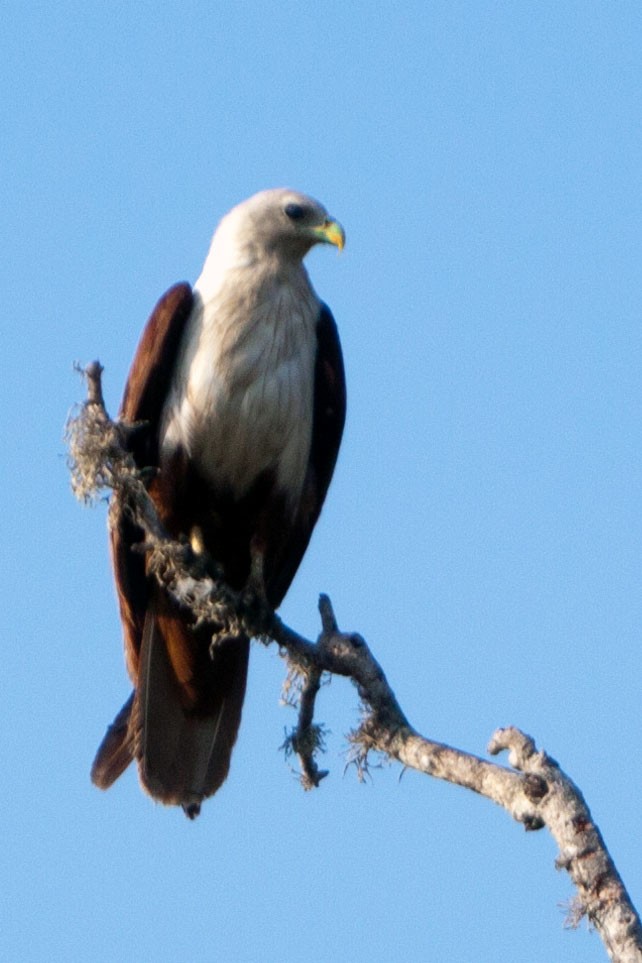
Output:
238,550,273,636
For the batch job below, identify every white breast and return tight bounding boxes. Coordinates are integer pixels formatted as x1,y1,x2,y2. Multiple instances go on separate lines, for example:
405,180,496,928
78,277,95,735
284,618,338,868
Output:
161,264,319,510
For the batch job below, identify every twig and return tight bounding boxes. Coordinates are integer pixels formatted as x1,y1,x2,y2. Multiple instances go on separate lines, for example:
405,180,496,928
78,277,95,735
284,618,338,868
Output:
67,361,642,963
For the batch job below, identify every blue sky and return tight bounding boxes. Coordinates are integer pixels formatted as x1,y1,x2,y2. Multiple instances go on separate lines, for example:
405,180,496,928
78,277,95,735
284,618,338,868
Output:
3,3,642,961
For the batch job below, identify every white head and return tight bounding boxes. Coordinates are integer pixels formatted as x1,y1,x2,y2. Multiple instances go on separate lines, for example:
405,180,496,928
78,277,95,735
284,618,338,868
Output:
196,189,345,291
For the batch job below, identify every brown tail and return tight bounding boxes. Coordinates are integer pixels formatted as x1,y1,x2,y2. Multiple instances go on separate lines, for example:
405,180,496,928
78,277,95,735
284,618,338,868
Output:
91,691,136,789
135,614,249,817
91,615,249,819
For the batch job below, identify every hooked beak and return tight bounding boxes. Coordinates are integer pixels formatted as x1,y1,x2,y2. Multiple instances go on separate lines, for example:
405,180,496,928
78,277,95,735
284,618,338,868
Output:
312,217,345,251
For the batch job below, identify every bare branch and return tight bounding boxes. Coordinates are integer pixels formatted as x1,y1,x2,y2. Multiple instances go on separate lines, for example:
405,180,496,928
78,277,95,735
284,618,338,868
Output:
68,362,642,963
488,728,642,962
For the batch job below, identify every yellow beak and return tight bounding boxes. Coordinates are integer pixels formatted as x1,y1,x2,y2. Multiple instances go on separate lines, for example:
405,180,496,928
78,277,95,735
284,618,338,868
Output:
313,217,345,251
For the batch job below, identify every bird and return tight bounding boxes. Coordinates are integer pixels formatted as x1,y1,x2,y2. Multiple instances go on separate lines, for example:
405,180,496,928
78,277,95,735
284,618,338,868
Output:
91,188,346,818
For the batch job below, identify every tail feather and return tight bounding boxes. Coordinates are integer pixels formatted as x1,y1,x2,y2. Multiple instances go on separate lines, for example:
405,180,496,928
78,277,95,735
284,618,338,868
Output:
91,691,136,789
133,612,249,816
91,611,249,817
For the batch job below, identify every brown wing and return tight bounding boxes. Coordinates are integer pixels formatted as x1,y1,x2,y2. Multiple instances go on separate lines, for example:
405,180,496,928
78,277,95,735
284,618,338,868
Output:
110,282,194,680
266,303,346,607
119,282,194,462
96,282,250,810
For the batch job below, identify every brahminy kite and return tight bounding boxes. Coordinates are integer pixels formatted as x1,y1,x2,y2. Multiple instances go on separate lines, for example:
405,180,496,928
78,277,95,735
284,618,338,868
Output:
91,189,346,817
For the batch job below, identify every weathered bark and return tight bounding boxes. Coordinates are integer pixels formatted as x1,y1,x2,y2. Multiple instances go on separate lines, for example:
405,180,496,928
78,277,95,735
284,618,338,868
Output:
67,362,642,963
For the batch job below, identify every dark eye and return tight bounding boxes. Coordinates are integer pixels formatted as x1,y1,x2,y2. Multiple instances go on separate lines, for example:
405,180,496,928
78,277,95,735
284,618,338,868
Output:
284,202,306,221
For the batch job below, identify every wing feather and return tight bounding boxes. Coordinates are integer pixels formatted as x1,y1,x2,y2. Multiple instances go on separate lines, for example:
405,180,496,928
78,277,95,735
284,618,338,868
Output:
266,303,346,606
110,282,193,677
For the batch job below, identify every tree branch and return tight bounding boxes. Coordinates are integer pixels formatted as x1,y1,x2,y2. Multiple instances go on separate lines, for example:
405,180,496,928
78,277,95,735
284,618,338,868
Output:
67,362,642,963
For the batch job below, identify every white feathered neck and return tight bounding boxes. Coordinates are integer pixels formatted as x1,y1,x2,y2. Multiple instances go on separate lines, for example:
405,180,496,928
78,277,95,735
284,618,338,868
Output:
161,213,320,505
